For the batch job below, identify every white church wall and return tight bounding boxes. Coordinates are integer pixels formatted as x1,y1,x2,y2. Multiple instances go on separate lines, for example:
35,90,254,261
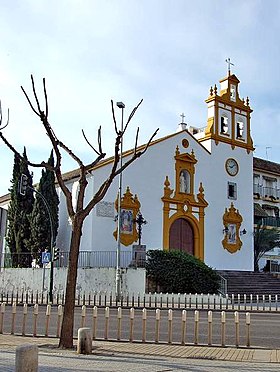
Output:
82,131,211,253
53,128,253,272
56,185,72,252
202,141,253,270
0,267,146,294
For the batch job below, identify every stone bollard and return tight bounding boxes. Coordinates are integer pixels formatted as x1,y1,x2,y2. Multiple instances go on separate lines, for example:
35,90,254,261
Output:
15,344,38,372
77,327,92,354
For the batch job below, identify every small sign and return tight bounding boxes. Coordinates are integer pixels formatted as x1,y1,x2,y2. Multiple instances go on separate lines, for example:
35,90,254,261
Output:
41,252,51,264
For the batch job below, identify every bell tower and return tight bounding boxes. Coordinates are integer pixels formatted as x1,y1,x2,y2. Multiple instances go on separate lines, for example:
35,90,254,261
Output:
201,62,254,153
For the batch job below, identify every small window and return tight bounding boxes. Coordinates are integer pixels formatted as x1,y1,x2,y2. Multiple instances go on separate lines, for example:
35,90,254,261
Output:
230,84,236,102
236,121,244,139
228,182,237,200
221,116,229,134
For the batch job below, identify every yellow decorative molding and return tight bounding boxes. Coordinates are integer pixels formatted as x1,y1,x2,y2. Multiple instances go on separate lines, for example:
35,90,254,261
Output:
113,186,140,246
202,74,254,153
222,203,243,254
162,147,208,261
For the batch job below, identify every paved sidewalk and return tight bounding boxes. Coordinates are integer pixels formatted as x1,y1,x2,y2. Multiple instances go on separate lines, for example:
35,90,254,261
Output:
0,334,279,371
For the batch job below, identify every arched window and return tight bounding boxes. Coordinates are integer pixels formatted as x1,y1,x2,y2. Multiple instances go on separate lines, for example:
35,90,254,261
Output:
221,116,229,134
236,121,244,139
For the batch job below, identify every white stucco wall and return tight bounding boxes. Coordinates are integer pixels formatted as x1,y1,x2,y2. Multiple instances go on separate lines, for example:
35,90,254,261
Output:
69,129,254,271
201,141,253,270
0,267,146,294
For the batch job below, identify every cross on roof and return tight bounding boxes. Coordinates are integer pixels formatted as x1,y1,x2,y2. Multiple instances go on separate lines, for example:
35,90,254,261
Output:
180,113,185,123
225,58,234,74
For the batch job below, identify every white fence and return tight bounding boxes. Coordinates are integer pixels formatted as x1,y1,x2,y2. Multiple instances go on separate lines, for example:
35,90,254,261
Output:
0,290,279,312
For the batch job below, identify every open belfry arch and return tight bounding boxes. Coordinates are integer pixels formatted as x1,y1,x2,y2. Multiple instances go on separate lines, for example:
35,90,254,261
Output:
161,142,208,260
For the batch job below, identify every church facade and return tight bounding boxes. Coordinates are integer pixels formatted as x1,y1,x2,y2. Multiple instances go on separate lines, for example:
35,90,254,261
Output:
53,70,254,271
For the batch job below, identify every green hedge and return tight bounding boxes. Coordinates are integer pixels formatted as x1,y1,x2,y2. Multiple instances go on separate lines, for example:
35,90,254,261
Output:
146,249,220,294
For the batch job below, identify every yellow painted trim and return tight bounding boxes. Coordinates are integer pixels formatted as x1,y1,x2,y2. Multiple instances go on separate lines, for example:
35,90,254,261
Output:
222,203,243,254
162,148,208,261
113,186,140,246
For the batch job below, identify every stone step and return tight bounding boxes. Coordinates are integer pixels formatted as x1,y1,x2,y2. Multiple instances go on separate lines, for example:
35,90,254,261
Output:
217,270,280,295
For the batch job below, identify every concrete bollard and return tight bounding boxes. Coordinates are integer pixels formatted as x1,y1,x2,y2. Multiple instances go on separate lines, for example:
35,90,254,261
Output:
129,308,134,342
57,305,63,338
15,344,38,372
181,310,187,345
234,311,239,347
208,310,213,346
45,305,51,337
221,311,226,346
22,304,28,336
11,303,17,335
142,308,147,342
104,307,109,340
168,309,173,344
117,307,122,341
33,304,39,337
246,312,251,347
0,303,5,334
194,310,199,345
81,305,86,328
155,309,160,343
92,306,98,340
77,327,92,354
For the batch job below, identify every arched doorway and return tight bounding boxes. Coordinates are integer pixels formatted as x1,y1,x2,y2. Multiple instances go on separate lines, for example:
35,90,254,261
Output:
169,218,194,255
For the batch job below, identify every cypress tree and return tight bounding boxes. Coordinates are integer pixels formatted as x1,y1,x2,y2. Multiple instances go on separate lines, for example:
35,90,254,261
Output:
6,153,21,266
6,148,34,267
29,150,59,264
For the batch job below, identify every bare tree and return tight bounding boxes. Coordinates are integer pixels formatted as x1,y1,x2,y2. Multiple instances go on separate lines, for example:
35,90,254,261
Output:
0,76,158,348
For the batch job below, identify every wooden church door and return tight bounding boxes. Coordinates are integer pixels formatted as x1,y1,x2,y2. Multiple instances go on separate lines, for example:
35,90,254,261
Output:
169,218,194,255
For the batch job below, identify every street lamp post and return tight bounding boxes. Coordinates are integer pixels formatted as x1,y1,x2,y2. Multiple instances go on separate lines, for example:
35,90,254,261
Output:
31,187,55,302
116,101,125,299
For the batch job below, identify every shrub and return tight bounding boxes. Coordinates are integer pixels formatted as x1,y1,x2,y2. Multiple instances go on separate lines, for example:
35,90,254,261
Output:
146,249,220,294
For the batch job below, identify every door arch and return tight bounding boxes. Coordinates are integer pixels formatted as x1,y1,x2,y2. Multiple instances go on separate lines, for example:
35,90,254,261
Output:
169,218,194,255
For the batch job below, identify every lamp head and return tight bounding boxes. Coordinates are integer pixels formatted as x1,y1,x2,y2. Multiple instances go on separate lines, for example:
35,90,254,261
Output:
117,102,125,109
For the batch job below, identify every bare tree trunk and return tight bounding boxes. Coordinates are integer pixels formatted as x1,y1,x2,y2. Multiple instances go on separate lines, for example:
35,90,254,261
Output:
59,217,83,348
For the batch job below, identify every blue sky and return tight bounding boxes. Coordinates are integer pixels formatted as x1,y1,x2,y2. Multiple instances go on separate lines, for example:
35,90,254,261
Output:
0,0,280,195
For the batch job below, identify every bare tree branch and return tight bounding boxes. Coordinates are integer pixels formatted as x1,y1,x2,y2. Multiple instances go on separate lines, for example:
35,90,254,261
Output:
56,140,84,168
134,127,139,154
114,127,159,178
84,152,106,173
31,74,42,114
21,85,40,117
0,74,158,349
0,131,51,169
83,127,159,217
111,100,118,135
43,78,48,118
123,99,143,135
82,128,101,156
0,101,9,130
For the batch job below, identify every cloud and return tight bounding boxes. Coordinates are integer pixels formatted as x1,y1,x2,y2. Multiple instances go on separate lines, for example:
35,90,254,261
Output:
1,0,280,195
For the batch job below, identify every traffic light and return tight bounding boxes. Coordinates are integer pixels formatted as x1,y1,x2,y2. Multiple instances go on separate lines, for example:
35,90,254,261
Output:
52,246,60,261
19,174,28,196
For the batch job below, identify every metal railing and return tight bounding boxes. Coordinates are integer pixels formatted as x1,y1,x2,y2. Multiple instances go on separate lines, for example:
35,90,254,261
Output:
217,274,227,296
0,303,252,348
254,216,280,228
0,251,146,269
253,184,280,199
0,290,279,312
